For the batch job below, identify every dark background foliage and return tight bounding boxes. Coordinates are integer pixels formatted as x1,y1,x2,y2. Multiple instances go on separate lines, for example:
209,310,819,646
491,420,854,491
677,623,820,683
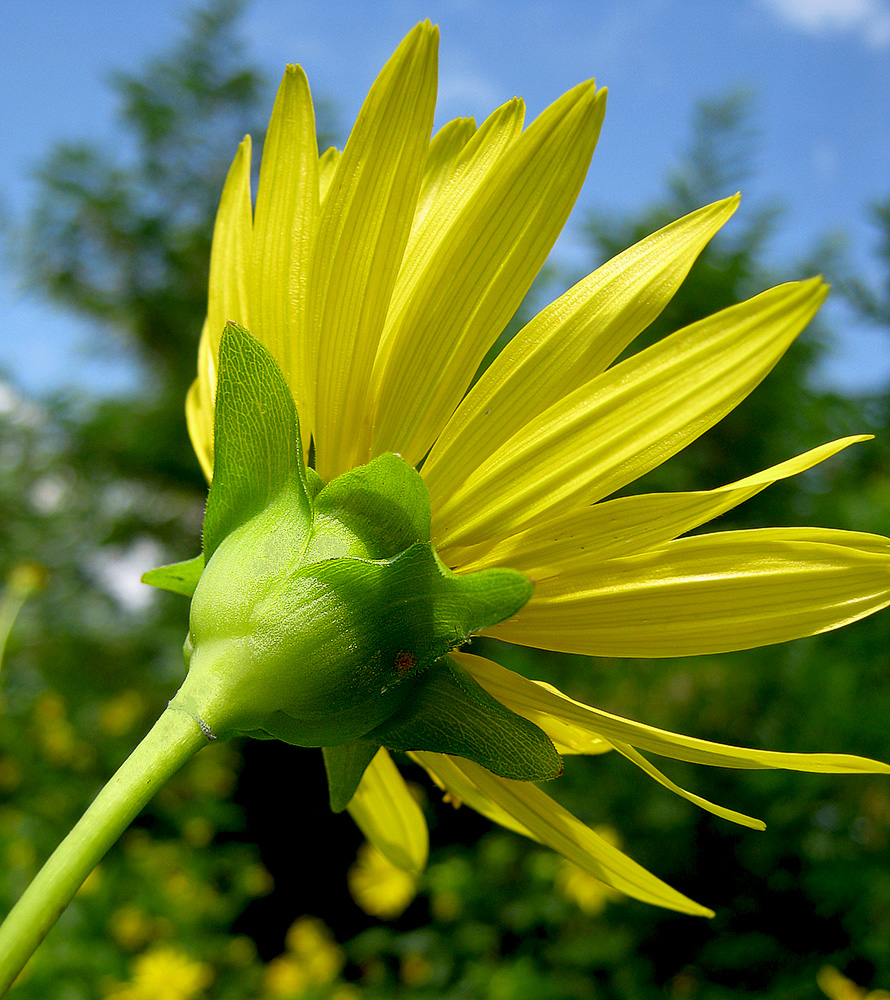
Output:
1,2,888,997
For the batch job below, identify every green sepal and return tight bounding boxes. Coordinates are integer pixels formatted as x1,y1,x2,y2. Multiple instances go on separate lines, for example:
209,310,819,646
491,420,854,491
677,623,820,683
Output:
141,554,205,598
309,452,431,561
322,739,381,812
299,541,533,679
372,655,563,782
203,322,311,560
306,466,325,499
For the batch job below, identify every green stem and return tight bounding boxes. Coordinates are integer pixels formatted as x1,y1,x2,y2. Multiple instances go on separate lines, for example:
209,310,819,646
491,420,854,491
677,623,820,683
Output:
0,706,208,995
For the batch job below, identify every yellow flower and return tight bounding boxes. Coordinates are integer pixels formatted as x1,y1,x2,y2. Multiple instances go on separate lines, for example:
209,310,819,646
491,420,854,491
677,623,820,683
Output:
348,841,419,919
103,945,212,1000
186,22,890,915
818,966,890,1000
263,916,344,996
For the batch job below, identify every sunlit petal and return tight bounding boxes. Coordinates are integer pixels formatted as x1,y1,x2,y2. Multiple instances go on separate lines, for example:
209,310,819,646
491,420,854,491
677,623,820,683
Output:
424,195,740,507
487,528,890,656
307,21,438,480
347,748,429,874
371,83,606,467
433,278,828,550
447,435,869,574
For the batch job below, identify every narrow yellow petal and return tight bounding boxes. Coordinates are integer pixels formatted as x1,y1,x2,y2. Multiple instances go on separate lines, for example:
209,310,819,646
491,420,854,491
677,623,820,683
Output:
207,135,253,358
445,435,870,574
424,195,740,507
318,145,340,204
370,82,606,467
487,527,890,656
413,751,712,915
347,748,429,874
432,278,828,550
251,65,319,434
307,21,439,481
610,741,766,830
458,651,890,775
185,320,216,482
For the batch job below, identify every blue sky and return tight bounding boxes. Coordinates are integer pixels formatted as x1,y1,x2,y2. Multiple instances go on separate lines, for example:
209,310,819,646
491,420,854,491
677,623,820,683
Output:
1,0,889,395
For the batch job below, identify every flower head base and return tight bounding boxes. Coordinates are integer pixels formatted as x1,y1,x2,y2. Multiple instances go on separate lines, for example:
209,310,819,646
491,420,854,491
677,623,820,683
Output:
156,322,562,808
148,21,890,915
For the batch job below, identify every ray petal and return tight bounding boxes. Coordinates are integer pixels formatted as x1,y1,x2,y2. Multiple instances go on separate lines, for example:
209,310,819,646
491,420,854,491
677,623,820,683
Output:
369,82,606,466
486,527,890,656
207,135,253,360
445,435,869,574
413,751,712,915
432,278,828,550
186,320,216,483
307,22,439,481
250,65,319,434
424,195,740,506
347,748,429,874
457,651,890,774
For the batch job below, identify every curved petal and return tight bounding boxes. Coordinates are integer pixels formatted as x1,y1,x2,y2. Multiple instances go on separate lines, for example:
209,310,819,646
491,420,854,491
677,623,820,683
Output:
424,195,740,508
446,435,870,574
347,748,429,874
611,741,766,830
432,278,828,551
251,65,319,434
307,22,438,481
487,527,890,656
412,114,481,229
457,651,890,774
318,145,340,204
413,750,712,915
207,135,253,360
186,320,216,483
370,82,606,467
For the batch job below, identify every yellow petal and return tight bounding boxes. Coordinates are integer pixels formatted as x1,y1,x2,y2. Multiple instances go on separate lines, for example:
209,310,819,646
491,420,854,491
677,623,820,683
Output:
207,135,253,359
412,115,481,231
370,82,606,467
186,320,216,482
446,435,870,574
413,751,712,915
424,195,740,507
347,749,429,874
307,21,439,481
251,65,319,433
432,278,828,550
318,145,340,204
488,527,890,656
458,650,890,774
610,741,766,830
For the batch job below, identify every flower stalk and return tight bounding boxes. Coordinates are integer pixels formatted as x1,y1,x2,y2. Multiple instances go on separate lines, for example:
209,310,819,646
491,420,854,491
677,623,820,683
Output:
0,707,207,995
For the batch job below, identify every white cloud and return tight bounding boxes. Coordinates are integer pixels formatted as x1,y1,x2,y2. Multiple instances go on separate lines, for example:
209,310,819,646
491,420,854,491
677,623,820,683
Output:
759,0,890,47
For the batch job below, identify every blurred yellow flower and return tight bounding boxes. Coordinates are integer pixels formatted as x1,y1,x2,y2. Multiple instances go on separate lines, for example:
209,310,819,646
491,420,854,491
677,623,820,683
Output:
188,21,890,915
103,945,212,1000
818,966,890,1000
348,841,419,919
263,916,344,997
555,827,623,915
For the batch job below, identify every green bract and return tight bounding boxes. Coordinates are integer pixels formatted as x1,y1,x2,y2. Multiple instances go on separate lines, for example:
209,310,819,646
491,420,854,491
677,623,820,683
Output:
145,323,561,809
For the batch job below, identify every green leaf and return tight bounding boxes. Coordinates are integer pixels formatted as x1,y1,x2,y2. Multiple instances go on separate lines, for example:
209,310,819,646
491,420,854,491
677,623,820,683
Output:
323,739,382,812
373,656,562,781
308,452,431,560
141,554,205,597
203,322,311,559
